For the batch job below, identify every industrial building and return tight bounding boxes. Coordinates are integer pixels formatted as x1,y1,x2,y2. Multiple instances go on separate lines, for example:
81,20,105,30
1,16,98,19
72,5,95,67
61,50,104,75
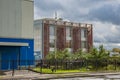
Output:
0,0,34,70
34,18,93,58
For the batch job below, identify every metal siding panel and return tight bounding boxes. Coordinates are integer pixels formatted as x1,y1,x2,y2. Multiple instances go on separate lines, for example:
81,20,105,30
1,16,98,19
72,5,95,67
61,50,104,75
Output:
20,45,34,66
21,0,33,39
0,38,34,70
0,0,33,39
0,46,19,70
0,0,22,38
20,47,27,65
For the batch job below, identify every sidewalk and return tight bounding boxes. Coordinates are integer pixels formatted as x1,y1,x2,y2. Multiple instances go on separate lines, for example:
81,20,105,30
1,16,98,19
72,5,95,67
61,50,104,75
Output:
0,70,120,80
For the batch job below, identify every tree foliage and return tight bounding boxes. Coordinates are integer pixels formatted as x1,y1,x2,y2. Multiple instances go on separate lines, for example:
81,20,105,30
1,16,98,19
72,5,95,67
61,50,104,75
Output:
45,49,71,60
88,45,110,60
112,48,120,53
45,45,110,61
45,45,120,70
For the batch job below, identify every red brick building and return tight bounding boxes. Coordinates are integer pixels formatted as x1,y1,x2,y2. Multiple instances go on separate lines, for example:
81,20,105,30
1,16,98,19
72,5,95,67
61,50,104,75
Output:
34,18,93,58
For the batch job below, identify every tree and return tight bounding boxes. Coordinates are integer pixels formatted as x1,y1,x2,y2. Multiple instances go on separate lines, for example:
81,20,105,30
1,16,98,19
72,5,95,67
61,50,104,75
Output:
45,51,55,60
112,48,120,53
73,49,88,60
45,49,71,60
88,45,109,60
87,45,110,69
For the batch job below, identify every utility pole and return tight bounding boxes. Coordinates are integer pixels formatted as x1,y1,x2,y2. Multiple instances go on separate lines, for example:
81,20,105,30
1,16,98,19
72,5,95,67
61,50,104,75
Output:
54,20,57,71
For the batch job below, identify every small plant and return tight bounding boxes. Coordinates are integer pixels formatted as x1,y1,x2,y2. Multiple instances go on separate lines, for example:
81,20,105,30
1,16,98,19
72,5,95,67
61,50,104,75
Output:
107,65,115,70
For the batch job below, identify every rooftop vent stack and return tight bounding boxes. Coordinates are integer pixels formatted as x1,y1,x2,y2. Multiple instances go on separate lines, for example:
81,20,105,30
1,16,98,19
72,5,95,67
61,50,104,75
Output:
55,11,57,20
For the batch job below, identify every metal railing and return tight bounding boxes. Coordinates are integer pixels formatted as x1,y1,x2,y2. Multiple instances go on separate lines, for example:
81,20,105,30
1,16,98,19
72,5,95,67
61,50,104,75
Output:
0,59,120,76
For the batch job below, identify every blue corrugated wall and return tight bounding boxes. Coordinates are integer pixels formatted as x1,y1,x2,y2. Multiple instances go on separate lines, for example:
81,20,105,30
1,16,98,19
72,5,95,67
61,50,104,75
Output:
0,46,19,70
0,38,34,70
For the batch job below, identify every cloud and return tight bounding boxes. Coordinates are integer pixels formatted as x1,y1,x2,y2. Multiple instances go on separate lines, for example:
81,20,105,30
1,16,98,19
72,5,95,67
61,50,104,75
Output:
94,42,120,50
88,4,120,25
34,0,120,22
34,0,120,50
34,0,64,11
34,0,64,19
92,21,120,43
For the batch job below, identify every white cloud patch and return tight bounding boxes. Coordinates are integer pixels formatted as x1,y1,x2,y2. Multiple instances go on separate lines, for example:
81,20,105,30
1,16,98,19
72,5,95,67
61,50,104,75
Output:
34,0,120,50
94,42,120,50
110,25,119,34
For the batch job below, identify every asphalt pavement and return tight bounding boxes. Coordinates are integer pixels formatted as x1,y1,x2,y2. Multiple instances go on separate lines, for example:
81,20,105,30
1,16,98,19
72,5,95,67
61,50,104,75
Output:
0,70,120,80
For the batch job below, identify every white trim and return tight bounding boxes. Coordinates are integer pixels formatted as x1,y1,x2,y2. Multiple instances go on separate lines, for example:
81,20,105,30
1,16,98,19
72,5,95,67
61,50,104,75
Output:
0,36,34,39
66,37,72,40
81,38,86,41
0,42,29,46
49,48,54,51
49,36,55,39
24,0,34,2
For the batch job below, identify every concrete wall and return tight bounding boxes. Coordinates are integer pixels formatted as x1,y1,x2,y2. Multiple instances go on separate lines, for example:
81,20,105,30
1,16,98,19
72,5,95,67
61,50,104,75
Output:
34,20,43,52
0,0,33,39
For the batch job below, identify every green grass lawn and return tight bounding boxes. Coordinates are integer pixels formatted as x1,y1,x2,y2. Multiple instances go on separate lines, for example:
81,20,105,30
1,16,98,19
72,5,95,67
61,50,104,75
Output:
33,65,120,74
33,68,87,74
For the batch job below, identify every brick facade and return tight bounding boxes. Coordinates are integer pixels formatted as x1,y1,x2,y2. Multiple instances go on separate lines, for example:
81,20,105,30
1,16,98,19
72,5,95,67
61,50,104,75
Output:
39,19,93,58
87,24,93,51
56,26,66,50
72,27,81,52
43,23,49,57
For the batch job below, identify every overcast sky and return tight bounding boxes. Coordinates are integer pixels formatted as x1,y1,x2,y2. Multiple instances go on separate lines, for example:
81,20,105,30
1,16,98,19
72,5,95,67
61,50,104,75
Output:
34,0,120,50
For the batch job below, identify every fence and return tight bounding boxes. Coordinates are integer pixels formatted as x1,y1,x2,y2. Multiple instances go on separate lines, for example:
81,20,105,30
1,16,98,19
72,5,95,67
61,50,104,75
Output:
0,59,120,76
37,59,120,71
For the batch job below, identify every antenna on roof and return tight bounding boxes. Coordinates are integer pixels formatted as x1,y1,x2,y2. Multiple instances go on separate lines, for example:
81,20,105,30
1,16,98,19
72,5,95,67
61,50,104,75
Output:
55,11,57,20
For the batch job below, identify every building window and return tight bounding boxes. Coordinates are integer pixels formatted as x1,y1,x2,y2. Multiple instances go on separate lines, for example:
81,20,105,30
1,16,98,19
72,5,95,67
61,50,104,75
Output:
81,41,87,48
66,40,71,48
49,39,55,48
66,27,71,37
49,25,55,36
81,28,87,38
49,51,54,54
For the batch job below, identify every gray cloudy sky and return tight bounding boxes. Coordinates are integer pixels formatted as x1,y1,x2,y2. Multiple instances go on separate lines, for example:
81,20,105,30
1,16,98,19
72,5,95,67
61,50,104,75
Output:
34,0,120,50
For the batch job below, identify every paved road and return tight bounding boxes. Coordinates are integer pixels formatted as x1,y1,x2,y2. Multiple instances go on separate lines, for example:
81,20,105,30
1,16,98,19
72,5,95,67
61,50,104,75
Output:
1,70,120,80
0,70,41,80
50,74,120,80
50,77,104,80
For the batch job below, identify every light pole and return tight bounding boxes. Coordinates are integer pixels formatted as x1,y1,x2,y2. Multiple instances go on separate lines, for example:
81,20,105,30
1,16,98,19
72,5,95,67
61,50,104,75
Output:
54,21,57,71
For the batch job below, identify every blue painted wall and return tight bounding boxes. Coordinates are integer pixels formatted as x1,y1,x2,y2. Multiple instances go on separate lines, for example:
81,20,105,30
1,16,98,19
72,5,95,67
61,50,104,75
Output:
0,46,19,70
0,38,34,70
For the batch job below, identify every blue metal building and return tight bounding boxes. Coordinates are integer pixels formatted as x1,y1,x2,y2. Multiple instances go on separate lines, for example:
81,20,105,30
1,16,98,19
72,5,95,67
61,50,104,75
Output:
0,38,34,70
0,0,34,70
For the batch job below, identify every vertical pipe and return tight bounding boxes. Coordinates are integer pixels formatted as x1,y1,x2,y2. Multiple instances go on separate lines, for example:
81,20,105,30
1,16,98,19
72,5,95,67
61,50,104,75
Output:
12,60,14,76
25,47,28,68
18,47,21,70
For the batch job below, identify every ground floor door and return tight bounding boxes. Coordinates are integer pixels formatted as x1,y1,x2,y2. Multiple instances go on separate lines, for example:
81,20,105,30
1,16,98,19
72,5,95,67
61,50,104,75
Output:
0,46,20,70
